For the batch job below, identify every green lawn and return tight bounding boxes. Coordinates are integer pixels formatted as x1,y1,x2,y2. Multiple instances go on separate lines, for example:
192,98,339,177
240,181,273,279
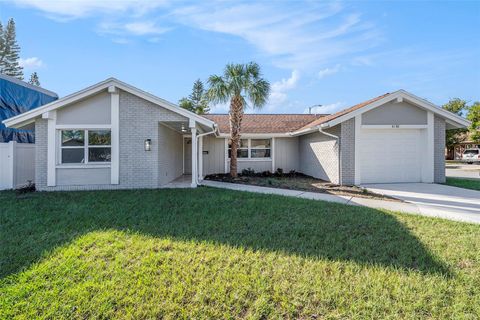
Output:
445,177,480,191
1,188,479,319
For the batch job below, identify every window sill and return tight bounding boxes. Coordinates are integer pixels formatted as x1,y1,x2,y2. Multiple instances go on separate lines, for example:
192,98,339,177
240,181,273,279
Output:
56,164,111,169
228,158,272,162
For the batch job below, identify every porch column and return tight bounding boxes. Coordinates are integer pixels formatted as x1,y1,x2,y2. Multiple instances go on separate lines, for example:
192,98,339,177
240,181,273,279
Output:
42,110,57,187
190,121,197,188
198,135,203,181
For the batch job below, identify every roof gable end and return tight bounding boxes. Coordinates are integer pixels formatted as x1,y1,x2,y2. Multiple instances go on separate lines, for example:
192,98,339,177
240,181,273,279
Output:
3,77,215,129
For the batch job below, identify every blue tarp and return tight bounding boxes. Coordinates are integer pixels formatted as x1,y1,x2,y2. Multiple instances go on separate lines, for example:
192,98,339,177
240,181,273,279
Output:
0,73,58,143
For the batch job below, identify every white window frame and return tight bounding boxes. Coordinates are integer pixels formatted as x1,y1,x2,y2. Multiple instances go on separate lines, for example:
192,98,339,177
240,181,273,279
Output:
228,138,272,160
58,129,112,166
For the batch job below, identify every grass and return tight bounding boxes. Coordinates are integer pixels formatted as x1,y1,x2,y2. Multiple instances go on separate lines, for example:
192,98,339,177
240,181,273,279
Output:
1,188,479,319
445,177,480,191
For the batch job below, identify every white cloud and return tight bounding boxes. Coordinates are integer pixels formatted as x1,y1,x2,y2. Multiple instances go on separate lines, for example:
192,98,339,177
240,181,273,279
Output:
317,64,341,79
304,102,344,115
267,70,300,110
19,57,44,69
172,2,380,70
99,21,170,37
11,0,169,20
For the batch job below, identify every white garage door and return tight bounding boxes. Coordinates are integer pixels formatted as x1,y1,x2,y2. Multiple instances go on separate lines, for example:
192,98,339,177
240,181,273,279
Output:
358,129,423,183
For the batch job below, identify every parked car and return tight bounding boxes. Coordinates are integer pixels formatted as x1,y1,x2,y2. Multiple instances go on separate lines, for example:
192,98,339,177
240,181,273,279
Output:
462,148,480,164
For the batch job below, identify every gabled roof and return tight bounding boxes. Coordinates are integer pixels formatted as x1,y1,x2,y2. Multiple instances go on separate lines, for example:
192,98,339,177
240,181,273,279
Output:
3,78,216,129
296,93,390,131
293,90,470,134
202,114,325,134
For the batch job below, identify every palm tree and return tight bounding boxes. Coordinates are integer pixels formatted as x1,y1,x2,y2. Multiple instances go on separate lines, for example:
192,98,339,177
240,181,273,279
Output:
207,62,270,177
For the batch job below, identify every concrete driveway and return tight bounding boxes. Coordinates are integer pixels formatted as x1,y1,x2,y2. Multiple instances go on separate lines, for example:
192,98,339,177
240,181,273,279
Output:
363,183,480,224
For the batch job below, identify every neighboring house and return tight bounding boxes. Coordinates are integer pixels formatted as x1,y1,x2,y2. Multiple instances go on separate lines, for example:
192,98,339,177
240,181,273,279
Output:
446,131,480,160
3,78,469,191
0,73,58,143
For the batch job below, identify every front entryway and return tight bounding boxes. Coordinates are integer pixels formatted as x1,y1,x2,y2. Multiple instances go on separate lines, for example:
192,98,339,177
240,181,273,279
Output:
184,138,192,174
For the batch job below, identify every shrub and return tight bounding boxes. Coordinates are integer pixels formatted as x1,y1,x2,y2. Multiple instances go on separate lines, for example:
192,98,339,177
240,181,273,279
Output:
241,168,256,176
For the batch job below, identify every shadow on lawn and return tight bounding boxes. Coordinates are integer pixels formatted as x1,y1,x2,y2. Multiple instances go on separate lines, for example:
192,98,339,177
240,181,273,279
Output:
0,187,451,278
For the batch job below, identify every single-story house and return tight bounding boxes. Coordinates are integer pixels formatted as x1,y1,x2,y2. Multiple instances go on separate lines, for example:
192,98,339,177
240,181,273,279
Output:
3,78,469,191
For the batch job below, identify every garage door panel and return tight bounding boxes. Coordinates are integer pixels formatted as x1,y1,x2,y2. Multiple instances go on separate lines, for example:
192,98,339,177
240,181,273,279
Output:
359,129,423,183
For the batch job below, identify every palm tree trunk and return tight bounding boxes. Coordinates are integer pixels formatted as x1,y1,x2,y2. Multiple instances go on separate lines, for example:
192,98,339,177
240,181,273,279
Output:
229,95,244,177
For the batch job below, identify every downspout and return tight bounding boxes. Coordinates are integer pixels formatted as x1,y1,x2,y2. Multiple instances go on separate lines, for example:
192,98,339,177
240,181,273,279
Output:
195,124,218,185
318,124,342,185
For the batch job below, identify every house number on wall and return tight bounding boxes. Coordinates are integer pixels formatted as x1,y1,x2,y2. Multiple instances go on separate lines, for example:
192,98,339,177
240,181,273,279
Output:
391,125,400,128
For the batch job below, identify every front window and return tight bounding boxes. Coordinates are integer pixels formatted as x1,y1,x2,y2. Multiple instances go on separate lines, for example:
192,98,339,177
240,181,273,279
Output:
60,129,111,164
228,138,271,159
250,139,271,158
228,139,249,158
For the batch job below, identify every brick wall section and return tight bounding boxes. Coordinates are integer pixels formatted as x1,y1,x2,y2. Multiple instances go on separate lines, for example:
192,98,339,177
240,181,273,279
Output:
298,125,340,184
434,116,446,183
340,118,355,185
36,90,188,191
35,119,48,189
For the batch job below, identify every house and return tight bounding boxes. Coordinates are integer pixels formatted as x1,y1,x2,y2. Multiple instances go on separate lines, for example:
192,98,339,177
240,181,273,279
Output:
446,131,480,160
0,73,58,143
2,78,469,191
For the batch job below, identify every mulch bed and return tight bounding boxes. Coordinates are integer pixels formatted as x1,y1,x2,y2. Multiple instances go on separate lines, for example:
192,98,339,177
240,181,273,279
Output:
205,172,400,201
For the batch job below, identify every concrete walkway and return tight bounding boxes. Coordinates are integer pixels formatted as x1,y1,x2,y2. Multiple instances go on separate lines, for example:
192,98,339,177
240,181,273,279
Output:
201,180,420,215
363,183,480,224
201,180,480,224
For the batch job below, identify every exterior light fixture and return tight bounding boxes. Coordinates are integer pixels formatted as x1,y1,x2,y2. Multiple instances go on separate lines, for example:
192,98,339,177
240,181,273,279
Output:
181,124,187,133
144,139,151,151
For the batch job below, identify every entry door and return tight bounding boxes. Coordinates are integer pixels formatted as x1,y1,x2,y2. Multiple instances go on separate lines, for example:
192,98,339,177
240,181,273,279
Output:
358,129,423,183
184,138,192,174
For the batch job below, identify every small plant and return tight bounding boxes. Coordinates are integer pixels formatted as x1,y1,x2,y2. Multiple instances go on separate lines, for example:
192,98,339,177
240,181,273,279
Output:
16,181,35,195
261,170,272,177
275,168,284,177
241,168,256,176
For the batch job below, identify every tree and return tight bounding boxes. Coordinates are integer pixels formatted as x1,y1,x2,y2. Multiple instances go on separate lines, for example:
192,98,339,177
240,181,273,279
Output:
1,18,23,79
29,72,40,86
442,98,469,158
207,62,270,177
179,79,210,114
467,101,480,142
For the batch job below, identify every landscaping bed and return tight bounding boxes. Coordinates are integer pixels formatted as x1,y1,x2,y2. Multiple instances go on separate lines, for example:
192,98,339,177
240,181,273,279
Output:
205,170,399,201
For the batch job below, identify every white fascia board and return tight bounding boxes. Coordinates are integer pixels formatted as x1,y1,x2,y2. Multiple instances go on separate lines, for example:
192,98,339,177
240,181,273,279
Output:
111,79,215,128
3,77,217,130
217,133,292,138
289,127,319,136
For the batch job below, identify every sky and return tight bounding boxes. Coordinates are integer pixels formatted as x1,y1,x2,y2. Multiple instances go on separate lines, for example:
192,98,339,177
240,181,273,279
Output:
1,0,479,114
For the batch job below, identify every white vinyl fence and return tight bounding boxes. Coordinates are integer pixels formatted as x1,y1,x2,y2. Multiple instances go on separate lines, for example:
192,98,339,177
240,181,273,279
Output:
0,141,35,190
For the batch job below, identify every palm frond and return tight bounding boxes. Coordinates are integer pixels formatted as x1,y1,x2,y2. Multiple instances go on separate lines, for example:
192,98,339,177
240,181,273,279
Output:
206,75,229,104
247,78,270,109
